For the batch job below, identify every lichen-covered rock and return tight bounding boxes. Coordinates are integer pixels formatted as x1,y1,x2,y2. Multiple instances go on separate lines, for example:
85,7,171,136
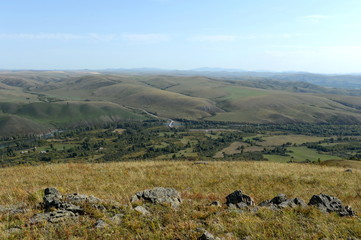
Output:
30,210,76,224
131,187,182,208
198,230,221,240
259,194,306,209
308,193,356,217
94,219,109,229
0,204,28,215
43,187,62,210
134,205,151,215
65,193,101,204
226,190,254,209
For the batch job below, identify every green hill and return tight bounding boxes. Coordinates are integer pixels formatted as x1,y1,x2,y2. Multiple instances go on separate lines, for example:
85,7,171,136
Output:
2,71,361,135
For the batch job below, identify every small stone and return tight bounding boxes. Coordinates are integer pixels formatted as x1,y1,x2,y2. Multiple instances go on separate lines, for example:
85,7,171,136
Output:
94,219,109,229
345,169,353,173
5,226,21,234
134,206,150,215
198,230,221,240
209,201,222,207
110,214,124,224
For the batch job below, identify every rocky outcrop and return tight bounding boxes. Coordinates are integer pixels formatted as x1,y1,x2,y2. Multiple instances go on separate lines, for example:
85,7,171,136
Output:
259,194,307,209
131,187,182,208
30,210,77,224
226,190,254,209
31,187,111,224
308,193,356,217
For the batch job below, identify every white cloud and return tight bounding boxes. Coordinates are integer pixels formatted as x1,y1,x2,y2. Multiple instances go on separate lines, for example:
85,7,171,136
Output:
0,33,83,40
88,33,117,41
189,35,237,42
121,34,171,43
242,33,301,39
300,15,331,23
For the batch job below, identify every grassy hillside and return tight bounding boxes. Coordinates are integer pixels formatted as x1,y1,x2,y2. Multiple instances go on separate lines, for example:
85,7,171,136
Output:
3,72,361,136
322,159,361,169
0,161,360,239
32,74,361,124
0,115,50,136
0,101,145,136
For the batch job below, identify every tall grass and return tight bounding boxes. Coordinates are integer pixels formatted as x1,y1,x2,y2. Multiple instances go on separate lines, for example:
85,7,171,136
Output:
1,161,360,239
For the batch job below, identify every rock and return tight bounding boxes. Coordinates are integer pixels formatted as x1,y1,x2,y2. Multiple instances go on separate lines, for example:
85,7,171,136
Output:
94,219,109,229
61,202,85,215
65,193,101,204
43,187,63,210
198,230,221,240
345,168,353,173
226,190,254,209
259,194,306,209
30,210,76,224
209,201,222,207
134,205,151,215
0,204,28,215
131,187,182,208
110,213,124,224
308,193,356,217
4,226,21,234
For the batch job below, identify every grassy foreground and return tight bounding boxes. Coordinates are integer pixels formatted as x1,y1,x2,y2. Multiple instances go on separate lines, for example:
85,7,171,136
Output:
1,161,361,239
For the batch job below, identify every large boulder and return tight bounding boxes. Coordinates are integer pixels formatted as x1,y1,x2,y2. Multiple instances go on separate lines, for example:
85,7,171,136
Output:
226,190,254,209
259,194,306,209
131,187,182,208
308,193,356,217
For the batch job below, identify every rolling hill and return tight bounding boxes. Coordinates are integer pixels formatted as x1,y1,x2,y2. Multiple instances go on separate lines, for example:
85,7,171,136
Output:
2,71,361,135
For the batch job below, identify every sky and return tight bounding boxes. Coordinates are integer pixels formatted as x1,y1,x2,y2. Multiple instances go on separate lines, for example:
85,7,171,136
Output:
0,0,361,73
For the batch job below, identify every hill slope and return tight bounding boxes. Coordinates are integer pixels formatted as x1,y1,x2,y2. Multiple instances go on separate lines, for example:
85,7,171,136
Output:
0,161,360,239
3,71,361,136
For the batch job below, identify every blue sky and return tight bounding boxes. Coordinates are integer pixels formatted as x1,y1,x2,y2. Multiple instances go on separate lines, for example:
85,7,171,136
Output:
0,0,360,73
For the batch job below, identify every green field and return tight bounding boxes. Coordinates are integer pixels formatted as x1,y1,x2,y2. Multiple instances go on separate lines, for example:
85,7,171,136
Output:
265,146,341,163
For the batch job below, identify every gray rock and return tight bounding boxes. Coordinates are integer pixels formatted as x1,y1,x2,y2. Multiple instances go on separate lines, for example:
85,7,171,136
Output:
131,187,182,208
198,230,221,240
30,210,76,224
259,194,306,209
43,187,63,210
94,219,109,229
209,201,222,207
110,213,124,224
345,168,353,173
308,193,356,217
226,190,254,209
0,204,28,215
134,205,150,215
65,193,101,204
4,226,21,234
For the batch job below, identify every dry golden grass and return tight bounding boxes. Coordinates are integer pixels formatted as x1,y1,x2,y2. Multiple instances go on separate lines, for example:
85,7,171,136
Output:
1,161,361,239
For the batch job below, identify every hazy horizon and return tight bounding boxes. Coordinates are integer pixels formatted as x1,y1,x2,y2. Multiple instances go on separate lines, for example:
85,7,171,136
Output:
1,0,361,73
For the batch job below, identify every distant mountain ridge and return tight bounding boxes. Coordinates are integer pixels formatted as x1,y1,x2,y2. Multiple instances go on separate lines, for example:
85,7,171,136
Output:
96,68,361,89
